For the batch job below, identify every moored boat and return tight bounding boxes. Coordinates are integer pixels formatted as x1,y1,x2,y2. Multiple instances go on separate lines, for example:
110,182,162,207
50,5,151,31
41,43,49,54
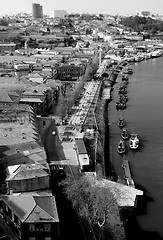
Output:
122,74,129,82
127,67,133,75
119,94,128,102
121,128,129,140
118,117,125,128
129,132,139,149
116,101,126,110
118,88,127,94
117,139,126,154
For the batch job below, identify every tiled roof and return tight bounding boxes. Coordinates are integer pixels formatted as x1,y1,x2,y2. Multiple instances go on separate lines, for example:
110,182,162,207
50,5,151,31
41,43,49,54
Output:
0,195,59,223
2,143,46,166
6,163,49,181
2,141,43,157
75,139,87,154
29,73,43,78
0,93,13,103
0,122,37,146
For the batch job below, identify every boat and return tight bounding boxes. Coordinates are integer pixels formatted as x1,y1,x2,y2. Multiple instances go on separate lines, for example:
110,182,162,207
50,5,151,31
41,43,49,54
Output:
119,94,128,103
119,82,127,89
127,67,133,75
118,117,125,128
121,128,129,140
151,50,163,58
118,88,127,94
129,132,139,149
122,74,129,81
116,101,126,110
117,139,126,154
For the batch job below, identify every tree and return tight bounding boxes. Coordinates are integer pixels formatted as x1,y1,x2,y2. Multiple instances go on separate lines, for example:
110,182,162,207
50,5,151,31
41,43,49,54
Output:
9,35,25,48
60,175,113,224
55,91,68,120
0,18,8,26
27,38,39,48
60,175,125,240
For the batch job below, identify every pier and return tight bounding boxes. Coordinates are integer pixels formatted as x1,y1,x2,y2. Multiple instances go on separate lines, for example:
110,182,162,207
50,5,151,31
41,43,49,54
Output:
122,158,135,187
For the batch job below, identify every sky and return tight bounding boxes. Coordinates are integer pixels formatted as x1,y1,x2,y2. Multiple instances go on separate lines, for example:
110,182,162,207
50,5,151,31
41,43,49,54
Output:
1,0,163,16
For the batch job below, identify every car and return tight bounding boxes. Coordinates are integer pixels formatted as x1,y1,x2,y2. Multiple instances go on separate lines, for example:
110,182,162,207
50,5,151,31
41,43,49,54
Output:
52,131,56,135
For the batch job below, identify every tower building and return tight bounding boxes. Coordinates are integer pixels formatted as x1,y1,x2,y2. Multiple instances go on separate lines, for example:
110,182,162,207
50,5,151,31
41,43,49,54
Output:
32,3,43,19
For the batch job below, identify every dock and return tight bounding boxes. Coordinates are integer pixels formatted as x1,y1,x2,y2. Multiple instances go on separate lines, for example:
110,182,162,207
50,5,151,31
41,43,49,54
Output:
122,158,135,187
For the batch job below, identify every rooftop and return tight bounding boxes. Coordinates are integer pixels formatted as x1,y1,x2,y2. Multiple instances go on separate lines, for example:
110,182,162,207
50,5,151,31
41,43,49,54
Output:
0,194,59,223
0,105,39,146
6,163,49,181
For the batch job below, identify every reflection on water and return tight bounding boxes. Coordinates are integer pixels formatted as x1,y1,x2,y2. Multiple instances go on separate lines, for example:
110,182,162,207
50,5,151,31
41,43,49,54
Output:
108,57,163,239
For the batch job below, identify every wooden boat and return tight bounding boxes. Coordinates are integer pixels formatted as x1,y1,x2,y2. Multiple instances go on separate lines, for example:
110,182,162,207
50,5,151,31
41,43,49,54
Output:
119,84,127,90
117,139,126,154
122,78,129,84
122,74,129,81
118,117,125,128
118,88,127,94
121,128,129,140
116,101,126,110
127,67,133,75
119,95,128,103
129,132,139,149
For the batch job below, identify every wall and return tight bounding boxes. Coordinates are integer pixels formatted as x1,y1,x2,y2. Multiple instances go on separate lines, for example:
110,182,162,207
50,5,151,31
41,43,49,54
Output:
37,116,54,136
7,176,50,192
21,222,60,240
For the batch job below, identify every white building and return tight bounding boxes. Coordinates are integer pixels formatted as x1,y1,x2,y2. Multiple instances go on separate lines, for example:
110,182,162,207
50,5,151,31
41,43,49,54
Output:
50,10,67,18
137,11,150,17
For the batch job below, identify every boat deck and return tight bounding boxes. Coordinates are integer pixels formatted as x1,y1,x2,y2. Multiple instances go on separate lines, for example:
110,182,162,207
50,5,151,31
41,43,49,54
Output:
122,159,135,187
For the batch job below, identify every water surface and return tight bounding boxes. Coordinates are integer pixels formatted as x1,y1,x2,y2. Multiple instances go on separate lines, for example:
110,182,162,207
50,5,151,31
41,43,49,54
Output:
108,57,163,239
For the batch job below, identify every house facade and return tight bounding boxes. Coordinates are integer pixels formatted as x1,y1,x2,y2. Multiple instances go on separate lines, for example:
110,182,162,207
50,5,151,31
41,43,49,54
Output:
56,63,86,80
19,87,54,116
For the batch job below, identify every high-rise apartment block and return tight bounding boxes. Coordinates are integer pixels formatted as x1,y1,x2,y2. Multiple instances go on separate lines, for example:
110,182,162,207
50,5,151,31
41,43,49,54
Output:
33,3,43,19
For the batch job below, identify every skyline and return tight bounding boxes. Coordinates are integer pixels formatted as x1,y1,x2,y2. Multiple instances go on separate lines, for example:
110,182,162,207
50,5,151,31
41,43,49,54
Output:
1,0,163,16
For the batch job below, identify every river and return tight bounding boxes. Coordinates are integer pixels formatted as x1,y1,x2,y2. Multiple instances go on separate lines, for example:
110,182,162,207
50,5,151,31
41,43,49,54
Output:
108,57,163,239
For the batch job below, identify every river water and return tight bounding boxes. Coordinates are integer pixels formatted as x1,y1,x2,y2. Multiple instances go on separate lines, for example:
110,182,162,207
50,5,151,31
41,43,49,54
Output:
108,57,163,239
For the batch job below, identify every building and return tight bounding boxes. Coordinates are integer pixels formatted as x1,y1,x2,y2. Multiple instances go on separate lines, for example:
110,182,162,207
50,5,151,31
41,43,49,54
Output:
50,10,67,18
0,104,38,146
28,73,44,84
33,3,43,19
75,137,90,171
56,63,86,80
0,42,16,52
6,163,50,193
0,194,60,240
137,11,150,17
19,86,54,116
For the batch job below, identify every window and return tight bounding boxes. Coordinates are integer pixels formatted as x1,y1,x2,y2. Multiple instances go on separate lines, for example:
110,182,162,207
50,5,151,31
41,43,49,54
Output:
29,237,35,240
45,238,51,240
43,121,46,126
29,224,35,232
44,224,51,232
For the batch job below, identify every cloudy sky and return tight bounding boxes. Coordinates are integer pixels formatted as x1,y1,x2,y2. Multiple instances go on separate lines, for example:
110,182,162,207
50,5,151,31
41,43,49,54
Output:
1,0,163,16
